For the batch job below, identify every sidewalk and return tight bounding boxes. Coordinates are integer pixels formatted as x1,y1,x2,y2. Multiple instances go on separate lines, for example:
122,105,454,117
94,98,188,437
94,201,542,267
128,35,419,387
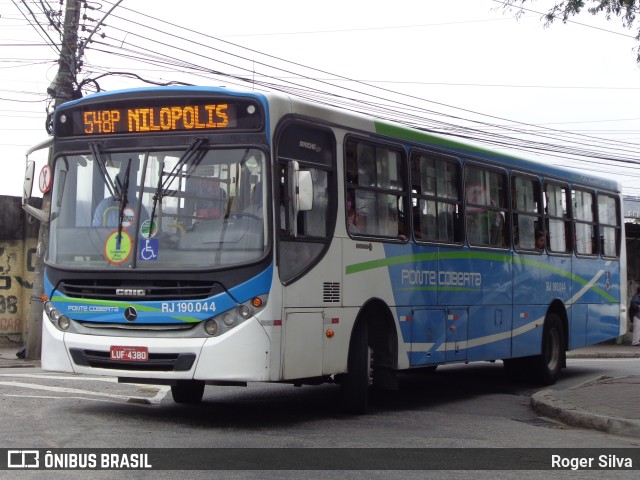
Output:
533,343,640,439
1,344,639,438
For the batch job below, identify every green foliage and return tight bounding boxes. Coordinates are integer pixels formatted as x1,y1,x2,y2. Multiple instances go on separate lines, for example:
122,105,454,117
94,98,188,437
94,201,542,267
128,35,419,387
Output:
502,1,640,61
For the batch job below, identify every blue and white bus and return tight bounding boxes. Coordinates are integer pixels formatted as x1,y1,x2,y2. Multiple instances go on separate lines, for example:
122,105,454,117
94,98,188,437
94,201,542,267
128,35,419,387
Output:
23,86,626,413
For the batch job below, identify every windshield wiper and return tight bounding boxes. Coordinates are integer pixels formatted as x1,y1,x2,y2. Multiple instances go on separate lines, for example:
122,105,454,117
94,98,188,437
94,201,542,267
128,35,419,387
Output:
89,142,120,200
116,159,132,248
148,138,207,234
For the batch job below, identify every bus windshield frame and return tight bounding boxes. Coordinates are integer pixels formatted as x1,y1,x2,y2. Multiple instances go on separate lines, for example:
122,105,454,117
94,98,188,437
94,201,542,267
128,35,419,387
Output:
47,142,271,271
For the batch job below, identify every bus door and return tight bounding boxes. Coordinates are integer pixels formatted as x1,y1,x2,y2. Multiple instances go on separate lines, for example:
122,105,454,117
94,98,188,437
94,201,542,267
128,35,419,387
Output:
446,307,468,362
409,308,445,366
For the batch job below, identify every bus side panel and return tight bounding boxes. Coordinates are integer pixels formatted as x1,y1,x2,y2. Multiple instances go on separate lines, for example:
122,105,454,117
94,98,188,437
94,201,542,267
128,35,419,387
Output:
409,308,446,366
438,250,511,362
282,310,323,380
569,303,588,350
344,243,406,368
571,256,621,346
511,253,553,358
322,307,354,375
380,244,440,367
511,305,546,358
466,305,512,362
382,244,439,308
586,303,623,346
281,240,349,379
437,251,512,308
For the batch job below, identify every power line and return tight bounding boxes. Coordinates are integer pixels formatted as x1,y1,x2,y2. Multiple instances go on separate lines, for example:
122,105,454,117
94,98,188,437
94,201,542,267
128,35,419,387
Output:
5,1,640,193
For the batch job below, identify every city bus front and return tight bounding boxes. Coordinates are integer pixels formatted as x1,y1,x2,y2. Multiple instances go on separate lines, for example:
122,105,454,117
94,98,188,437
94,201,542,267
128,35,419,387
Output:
38,90,281,399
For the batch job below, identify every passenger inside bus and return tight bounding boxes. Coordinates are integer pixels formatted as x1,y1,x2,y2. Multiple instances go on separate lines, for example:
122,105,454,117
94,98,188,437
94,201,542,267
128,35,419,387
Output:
242,181,263,218
346,193,360,233
193,177,226,220
535,230,546,251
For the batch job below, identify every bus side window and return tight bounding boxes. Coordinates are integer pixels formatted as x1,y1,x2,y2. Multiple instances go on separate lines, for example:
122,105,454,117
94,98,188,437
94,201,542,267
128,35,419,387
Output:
544,182,572,253
512,175,542,252
345,138,407,240
410,151,462,244
573,188,597,255
598,193,620,258
465,165,507,248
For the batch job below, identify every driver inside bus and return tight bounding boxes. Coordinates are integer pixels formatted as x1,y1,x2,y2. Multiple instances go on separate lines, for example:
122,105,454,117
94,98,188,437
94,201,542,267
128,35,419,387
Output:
194,177,226,220
92,171,149,227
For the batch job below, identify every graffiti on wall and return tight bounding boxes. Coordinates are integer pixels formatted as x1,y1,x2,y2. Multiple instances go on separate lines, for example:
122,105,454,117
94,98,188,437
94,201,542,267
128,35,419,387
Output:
0,244,36,336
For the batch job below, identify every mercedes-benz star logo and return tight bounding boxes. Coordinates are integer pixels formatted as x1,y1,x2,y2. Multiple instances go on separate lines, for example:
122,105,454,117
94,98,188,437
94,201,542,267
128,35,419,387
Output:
124,306,138,322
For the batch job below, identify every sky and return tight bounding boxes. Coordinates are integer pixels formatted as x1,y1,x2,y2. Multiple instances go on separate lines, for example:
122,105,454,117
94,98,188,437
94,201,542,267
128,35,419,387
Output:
2,0,640,198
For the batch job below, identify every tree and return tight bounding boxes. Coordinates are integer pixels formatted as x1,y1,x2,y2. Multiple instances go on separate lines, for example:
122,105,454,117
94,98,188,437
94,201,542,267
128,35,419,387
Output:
502,1,640,61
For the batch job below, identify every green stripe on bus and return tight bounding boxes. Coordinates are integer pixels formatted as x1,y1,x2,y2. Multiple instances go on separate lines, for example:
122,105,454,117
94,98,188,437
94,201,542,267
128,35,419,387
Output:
345,252,617,302
50,295,200,323
345,251,508,275
374,121,510,159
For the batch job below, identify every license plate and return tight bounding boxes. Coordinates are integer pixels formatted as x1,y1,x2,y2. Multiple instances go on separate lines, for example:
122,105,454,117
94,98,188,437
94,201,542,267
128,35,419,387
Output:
110,345,148,362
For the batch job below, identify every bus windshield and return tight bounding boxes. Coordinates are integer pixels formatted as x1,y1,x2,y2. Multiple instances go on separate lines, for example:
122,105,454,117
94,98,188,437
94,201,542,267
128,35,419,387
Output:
48,145,268,270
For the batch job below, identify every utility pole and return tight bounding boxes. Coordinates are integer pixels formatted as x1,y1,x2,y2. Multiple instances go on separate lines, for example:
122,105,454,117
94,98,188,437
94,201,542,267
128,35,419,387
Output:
24,0,82,359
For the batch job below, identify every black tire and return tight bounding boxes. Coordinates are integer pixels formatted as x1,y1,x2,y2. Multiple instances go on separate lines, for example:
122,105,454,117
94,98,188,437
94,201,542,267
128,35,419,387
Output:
171,380,205,404
529,313,565,385
339,321,371,414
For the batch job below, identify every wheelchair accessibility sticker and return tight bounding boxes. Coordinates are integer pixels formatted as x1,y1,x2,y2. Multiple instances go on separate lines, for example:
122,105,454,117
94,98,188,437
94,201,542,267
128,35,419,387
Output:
139,238,159,261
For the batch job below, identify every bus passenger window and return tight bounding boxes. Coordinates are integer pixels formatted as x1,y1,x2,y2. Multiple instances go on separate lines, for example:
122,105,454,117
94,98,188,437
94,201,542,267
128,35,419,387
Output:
598,193,620,258
511,175,542,252
464,165,507,248
344,138,407,240
544,183,571,253
410,151,461,244
573,188,596,255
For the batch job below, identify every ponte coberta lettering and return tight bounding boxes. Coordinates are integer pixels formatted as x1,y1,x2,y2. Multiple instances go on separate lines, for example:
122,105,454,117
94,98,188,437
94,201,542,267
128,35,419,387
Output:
401,269,481,287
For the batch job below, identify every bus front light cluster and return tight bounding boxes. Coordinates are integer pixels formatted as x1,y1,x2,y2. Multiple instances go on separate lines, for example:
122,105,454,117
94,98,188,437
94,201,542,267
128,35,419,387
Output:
202,295,267,337
44,301,71,331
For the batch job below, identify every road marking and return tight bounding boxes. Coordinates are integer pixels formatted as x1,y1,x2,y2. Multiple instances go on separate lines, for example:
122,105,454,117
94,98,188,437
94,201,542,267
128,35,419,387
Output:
0,373,119,382
0,379,170,404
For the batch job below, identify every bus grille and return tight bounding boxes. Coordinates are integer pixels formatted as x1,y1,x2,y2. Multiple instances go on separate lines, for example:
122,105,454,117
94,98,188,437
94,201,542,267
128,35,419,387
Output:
69,348,196,372
58,279,220,301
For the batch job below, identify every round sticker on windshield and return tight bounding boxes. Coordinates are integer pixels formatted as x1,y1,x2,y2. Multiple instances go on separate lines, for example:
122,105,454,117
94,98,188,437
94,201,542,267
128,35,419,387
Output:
140,219,158,239
121,207,135,228
104,230,133,265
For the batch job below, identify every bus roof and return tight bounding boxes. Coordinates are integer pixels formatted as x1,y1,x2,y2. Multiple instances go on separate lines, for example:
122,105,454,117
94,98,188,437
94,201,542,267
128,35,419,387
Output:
60,85,622,193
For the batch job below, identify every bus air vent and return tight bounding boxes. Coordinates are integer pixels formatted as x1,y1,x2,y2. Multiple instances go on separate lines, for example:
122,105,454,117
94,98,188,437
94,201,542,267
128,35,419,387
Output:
323,282,340,303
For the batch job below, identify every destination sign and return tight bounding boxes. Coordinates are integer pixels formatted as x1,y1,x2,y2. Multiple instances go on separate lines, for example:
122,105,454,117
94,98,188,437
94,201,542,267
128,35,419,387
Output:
55,97,263,137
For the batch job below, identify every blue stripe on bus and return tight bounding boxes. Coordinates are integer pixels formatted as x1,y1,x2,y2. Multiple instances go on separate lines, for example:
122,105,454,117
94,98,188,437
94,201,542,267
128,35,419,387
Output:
45,264,273,324
374,243,621,365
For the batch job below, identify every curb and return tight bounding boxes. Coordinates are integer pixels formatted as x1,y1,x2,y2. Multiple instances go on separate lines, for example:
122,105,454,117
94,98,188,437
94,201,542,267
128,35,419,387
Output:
530,378,640,439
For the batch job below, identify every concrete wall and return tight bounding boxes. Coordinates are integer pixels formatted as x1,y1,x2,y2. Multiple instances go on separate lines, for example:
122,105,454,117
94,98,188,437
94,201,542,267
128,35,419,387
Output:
0,196,41,347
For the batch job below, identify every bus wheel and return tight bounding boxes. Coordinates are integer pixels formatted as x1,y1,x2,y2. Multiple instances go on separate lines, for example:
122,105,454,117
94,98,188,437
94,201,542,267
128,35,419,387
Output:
530,313,565,385
339,321,372,414
171,380,205,404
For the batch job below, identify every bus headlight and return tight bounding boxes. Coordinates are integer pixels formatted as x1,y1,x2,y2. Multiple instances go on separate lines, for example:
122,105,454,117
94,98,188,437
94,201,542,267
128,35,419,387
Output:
222,314,235,327
44,301,71,331
204,319,219,336
203,295,267,337
237,305,252,320
57,315,71,331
